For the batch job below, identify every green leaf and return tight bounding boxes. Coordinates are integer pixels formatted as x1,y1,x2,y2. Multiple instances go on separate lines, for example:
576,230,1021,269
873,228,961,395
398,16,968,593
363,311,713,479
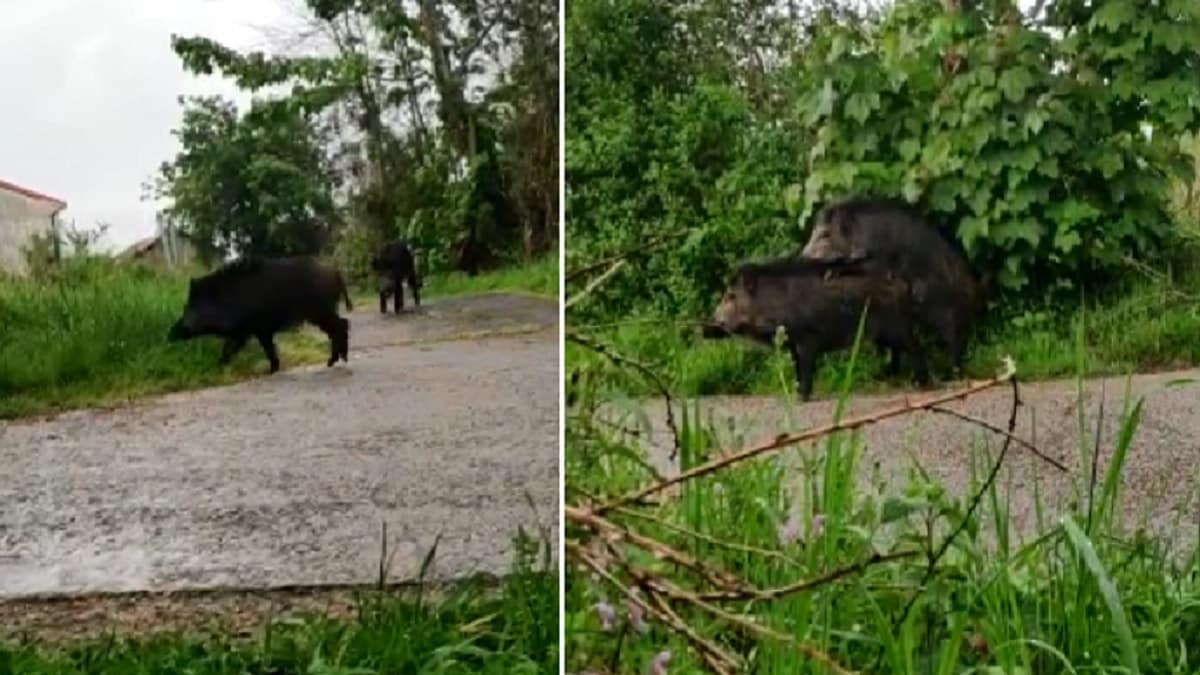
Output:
1054,228,1083,253
898,138,921,162
1091,0,1137,31
845,92,880,125
816,78,837,119
881,496,927,524
958,215,989,249
1061,516,1140,674
998,67,1034,103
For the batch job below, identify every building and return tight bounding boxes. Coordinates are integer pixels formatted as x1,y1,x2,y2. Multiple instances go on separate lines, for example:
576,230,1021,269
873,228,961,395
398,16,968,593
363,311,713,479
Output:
117,231,197,268
0,178,67,276
117,215,197,268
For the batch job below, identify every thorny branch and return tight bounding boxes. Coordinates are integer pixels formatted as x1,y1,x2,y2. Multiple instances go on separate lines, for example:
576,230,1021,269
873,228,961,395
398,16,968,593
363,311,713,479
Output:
571,541,742,674
928,404,1067,472
565,259,627,310
588,357,1017,516
564,230,689,282
564,351,1065,672
894,374,1022,630
567,331,684,461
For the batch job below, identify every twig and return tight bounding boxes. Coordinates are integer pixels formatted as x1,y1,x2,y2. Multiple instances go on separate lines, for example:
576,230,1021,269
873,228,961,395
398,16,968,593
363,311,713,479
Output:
928,405,1068,472
894,374,1022,629
564,230,688,282
590,358,1017,515
695,549,921,602
570,541,741,673
644,590,737,675
613,506,809,569
565,258,627,310
568,505,755,595
624,564,859,675
568,331,684,462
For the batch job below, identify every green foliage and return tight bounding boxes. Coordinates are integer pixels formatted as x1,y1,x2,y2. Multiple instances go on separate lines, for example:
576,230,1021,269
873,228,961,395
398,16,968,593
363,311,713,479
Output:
565,351,1200,673
566,0,1200,324
0,535,558,674
152,96,337,261
165,0,558,273
0,257,329,419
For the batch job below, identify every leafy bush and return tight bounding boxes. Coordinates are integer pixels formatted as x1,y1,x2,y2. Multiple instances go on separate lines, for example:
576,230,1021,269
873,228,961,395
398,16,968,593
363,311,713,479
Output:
566,0,1200,323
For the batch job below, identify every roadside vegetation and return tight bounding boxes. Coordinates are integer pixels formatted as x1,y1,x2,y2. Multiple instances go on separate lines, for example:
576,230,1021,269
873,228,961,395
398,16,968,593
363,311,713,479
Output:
1,0,559,419
565,0,1200,672
0,534,558,675
565,0,1200,401
0,254,556,420
566,340,1200,673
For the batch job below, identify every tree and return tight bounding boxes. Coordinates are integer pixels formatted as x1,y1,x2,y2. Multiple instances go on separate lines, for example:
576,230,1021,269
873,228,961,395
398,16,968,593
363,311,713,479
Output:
151,96,337,262
161,0,559,276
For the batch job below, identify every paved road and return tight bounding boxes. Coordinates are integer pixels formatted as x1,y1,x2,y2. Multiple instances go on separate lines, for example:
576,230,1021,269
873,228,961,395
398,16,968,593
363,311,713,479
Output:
635,368,1200,551
0,293,559,600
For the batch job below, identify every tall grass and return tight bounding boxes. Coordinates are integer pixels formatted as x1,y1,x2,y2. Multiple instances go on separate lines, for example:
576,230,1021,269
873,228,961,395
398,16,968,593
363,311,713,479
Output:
420,254,559,300
565,331,1200,673
0,258,327,419
1,533,559,675
0,255,558,420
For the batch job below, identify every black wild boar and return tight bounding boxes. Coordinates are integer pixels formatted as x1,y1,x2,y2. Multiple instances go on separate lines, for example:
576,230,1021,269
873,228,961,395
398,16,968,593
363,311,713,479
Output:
799,196,989,374
704,257,930,401
167,256,353,373
371,240,422,314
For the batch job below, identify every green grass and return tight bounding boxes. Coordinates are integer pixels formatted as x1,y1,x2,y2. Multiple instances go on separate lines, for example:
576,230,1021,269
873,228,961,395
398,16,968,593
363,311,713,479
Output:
567,266,1200,401
1,534,559,675
565,331,1200,674
353,255,560,306
422,255,559,300
0,258,331,420
0,255,558,420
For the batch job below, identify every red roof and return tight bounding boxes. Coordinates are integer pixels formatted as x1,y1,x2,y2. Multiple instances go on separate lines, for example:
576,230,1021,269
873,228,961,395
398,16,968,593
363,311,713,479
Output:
0,178,67,208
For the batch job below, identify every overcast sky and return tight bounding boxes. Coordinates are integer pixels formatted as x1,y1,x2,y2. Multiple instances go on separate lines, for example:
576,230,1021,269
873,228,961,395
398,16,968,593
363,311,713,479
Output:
0,0,307,251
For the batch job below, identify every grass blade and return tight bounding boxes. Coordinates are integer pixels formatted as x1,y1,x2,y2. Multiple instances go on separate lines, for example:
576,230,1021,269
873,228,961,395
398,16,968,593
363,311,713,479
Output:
1061,515,1140,674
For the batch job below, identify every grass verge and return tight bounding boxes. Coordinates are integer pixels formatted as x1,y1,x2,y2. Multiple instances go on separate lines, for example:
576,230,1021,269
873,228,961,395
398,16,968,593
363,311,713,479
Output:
353,254,560,306
0,255,557,420
0,533,558,675
564,330,1200,673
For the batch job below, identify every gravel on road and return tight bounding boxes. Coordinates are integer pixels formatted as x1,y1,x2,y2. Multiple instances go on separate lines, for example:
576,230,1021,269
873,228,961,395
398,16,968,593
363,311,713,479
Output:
634,368,1200,551
0,293,560,604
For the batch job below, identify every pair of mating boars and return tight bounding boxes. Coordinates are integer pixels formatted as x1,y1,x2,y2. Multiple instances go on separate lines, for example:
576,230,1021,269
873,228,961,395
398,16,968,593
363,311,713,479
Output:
162,196,989,400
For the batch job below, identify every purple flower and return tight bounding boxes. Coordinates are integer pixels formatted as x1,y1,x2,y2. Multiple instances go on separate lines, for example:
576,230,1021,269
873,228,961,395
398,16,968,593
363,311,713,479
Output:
648,650,672,675
627,591,649,633
777,512,803,546
810,513,826,538
594,600,616,631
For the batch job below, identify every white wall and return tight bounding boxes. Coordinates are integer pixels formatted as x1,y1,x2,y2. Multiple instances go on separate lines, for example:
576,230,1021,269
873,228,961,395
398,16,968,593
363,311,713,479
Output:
0,190,59,276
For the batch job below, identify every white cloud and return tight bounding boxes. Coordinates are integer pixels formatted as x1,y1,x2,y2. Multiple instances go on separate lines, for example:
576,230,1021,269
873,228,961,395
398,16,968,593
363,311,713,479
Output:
0,0,304,250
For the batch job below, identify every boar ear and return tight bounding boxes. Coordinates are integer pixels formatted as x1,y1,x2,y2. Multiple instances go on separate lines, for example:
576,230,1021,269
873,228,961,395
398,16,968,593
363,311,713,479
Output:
742,272,758,295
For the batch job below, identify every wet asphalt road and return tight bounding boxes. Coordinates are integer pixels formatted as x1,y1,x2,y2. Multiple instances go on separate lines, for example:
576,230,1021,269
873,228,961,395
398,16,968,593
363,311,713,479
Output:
0,293,559,599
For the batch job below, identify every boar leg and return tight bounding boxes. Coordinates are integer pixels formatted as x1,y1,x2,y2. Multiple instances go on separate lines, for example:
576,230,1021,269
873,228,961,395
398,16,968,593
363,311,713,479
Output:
379,290,389,314
394,276,405,314
255,332,281,373
337,317,350,362
313,316,345,367
788,342,818,402
410,273,421,308
219,335,248,366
